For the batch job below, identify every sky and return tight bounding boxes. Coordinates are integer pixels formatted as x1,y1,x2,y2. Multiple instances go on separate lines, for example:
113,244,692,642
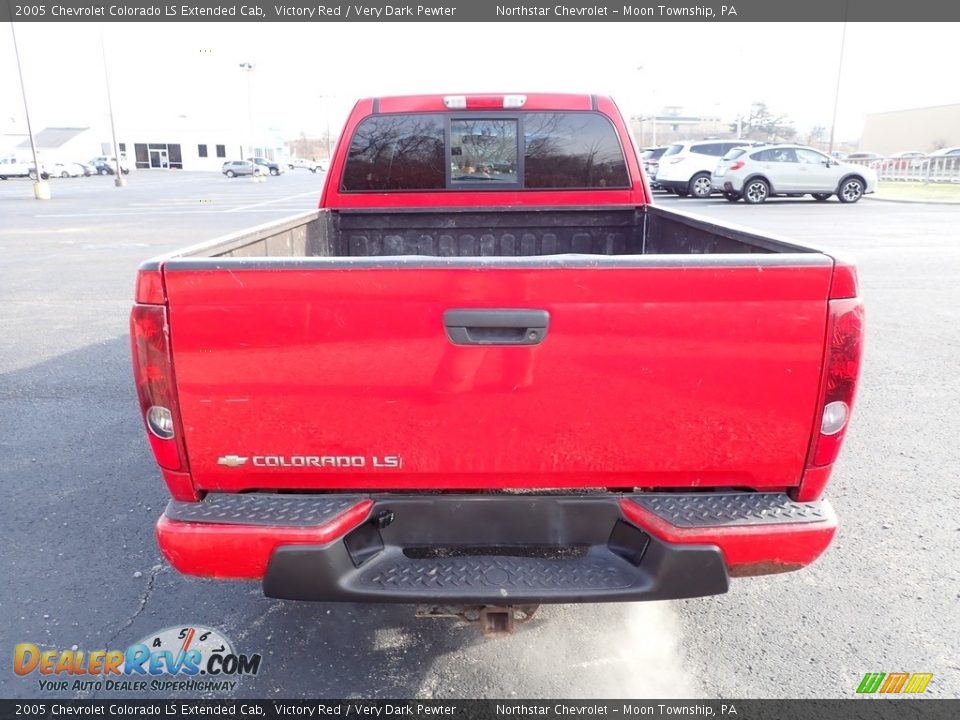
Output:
1,21,958,145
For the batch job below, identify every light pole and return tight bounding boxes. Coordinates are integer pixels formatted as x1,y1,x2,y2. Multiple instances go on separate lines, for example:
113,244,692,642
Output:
9,21,48,200
239,62,255,160
318,94,333,159
100,26,125,187
828,16,849,155
636,66,657,147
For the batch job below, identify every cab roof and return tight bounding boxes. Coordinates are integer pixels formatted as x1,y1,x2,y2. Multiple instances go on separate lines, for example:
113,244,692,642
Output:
364,93,605,114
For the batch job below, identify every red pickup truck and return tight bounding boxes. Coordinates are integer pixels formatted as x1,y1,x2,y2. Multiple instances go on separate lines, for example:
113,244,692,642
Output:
131,94,863,632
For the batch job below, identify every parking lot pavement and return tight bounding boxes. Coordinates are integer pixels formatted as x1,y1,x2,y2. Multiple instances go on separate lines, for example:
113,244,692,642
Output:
1,178,958,699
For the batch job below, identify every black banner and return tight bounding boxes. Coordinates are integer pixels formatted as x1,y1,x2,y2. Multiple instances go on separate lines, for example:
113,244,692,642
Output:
0,700,957,720
3,0,960,23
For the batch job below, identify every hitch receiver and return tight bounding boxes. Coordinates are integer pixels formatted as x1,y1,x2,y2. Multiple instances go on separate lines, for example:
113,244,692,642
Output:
415,604,539,636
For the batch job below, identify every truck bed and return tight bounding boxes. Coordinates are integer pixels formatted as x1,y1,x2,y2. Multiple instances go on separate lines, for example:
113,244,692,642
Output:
168,205,816,261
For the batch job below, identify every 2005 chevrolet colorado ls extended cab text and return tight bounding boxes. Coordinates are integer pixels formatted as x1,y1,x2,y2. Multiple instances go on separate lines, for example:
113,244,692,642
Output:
131,94,864,632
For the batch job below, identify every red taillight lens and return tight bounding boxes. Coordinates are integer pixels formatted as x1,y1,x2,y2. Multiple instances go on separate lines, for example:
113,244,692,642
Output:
729,160,745,171
810,299,864,468
130,304,188,472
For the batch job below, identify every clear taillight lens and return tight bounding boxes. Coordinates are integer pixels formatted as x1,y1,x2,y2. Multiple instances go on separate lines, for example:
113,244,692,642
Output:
810,299,864,466
130,304,188,470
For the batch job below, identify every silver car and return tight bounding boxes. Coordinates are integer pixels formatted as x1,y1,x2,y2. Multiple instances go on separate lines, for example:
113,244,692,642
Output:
712,144,878,204
222,160,266,178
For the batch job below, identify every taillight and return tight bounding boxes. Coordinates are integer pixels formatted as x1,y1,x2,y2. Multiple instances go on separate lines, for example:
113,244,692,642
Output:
729,160,745,171
809,299,864,467
130,303,189,473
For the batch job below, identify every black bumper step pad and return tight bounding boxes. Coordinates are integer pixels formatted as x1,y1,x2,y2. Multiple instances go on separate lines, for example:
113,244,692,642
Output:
165,493,363,527
631,493,830,528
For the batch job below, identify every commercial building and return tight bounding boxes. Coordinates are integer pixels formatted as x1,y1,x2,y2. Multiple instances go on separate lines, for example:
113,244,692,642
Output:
111,120,287,171
860,104,960,155
10,126,98,163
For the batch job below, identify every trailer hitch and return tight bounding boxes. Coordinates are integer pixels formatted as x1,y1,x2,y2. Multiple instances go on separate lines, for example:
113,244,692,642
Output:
415,604,540,636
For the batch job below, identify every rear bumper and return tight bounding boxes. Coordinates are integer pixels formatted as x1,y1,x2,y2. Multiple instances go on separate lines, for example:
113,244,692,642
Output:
156,492,836,603
654,179,689,192
711,175,743,193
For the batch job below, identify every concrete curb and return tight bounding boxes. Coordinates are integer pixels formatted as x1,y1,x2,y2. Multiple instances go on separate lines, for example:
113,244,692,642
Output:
865,196,960,206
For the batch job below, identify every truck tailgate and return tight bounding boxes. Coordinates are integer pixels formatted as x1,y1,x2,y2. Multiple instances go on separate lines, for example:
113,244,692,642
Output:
163,260,833,492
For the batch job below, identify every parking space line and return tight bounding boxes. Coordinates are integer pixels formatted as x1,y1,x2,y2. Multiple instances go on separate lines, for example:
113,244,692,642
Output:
224,189,321,213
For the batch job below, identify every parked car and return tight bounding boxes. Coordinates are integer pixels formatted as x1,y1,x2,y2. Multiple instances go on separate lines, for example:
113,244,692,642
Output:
880,151,926,171
0,156,48,180
252,157,286,176
929,146,960,158
845,152,883,168
133,93,863,632
639,146,669,189
89,156,130,175
920,147,960,181
222,160,266,177
288,158,321,172
317,158,330,173
712,144,877,203
655,139,759,198
48,161,84,178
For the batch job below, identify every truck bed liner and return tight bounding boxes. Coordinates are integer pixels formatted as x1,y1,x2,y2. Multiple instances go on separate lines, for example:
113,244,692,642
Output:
168,206,816,262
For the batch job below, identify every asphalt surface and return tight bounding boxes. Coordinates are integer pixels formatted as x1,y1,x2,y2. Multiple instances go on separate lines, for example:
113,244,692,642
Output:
1,174,957,700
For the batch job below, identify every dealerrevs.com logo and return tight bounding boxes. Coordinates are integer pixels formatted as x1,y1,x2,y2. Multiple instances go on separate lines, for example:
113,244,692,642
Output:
14,625,262,693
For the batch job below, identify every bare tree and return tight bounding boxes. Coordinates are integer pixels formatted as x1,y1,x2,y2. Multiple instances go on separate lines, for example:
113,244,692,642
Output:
732,102,796,142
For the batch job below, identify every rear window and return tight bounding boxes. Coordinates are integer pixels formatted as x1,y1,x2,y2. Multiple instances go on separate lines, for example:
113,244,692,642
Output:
451,119,519,184
690,143,724,157
524,112,629,188
722,148,747,161
662,143,684,157
342,115,446,191
341,112,629,192
640,147,667,160
751,148,798,162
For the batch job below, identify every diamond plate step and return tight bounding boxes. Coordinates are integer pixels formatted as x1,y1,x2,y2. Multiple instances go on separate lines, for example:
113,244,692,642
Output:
632,493,829,528
166,493,363,527
357,552,634,594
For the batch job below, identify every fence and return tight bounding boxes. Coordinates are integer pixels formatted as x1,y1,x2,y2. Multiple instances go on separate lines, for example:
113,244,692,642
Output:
845,155,960,183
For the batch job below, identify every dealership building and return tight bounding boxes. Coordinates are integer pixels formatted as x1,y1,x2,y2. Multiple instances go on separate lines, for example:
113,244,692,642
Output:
114,120,287,171
3,120,286,171
860,103,960,155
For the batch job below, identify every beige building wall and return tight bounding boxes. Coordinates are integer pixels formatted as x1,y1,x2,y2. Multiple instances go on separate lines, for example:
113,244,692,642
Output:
860,104,960,155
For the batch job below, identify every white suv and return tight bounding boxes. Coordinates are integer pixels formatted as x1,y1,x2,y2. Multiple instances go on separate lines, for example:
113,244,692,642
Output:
654,140,753,198
711,144,877,204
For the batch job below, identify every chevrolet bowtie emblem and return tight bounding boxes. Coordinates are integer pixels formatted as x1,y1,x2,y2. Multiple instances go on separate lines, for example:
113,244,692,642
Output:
217,455,249,468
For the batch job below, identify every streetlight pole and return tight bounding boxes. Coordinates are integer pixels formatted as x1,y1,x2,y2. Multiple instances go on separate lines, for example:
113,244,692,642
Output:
100,26,125,187
318,94,332,159
828,13,849,155
239,62,255,161
636,66,656,147
9,21,48,199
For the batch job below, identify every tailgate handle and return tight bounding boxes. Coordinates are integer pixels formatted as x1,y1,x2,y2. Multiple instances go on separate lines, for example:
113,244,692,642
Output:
443,309,549,346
